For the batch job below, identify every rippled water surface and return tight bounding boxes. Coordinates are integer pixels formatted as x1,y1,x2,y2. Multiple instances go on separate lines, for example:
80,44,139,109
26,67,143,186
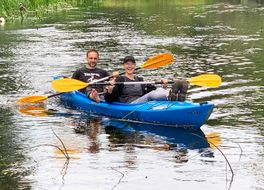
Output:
0,1,263,190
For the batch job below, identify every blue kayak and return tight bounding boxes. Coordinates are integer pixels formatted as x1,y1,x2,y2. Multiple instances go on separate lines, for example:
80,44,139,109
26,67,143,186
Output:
59,91,213,129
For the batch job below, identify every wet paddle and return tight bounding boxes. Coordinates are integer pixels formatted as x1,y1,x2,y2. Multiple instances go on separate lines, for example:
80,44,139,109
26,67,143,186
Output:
52,74,222,93
187,74,222,87
96,74,221,87
18,53,174,103
17,93,64,104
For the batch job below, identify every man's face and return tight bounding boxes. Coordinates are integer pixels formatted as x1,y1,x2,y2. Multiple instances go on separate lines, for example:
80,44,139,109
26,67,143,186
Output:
86,51,99,69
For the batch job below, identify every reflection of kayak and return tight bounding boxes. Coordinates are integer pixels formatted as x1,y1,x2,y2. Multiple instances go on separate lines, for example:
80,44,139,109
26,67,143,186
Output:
60,91,213,129
102,119,209,149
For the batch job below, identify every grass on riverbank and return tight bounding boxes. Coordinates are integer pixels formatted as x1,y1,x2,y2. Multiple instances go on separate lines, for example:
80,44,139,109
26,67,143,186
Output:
0,0,74,21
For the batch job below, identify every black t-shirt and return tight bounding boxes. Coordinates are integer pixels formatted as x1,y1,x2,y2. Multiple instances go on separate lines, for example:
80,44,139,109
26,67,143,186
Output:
72,66,110,93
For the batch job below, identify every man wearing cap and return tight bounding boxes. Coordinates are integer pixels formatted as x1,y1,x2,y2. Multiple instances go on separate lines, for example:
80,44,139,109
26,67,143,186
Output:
105,55,169,103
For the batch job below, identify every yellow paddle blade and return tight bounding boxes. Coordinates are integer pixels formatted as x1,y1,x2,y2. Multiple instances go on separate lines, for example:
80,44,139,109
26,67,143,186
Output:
17,95,48,104
140,53,174,69
52,78,88,92
188,74,222,87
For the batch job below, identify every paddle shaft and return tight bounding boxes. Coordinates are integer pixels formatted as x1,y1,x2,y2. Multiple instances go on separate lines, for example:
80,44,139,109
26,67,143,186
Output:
91,81,175,86
47,92,65,98
92,74,221,87
88,68,140,84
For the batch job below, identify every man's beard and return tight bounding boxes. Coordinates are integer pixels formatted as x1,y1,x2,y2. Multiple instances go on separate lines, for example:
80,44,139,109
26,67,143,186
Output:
88,62,97,68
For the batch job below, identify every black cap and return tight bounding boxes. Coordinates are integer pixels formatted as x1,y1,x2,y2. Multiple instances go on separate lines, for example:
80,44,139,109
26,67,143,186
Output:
123,56,136,64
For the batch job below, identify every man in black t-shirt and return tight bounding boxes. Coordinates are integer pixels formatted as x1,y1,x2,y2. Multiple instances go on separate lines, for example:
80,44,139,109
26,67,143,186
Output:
72,49,110,103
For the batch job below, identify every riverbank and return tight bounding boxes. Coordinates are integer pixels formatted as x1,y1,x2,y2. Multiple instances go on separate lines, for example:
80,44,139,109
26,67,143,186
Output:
0,0,76,22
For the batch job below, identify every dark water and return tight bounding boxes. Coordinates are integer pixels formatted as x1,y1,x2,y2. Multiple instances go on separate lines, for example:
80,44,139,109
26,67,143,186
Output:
0,1,263,189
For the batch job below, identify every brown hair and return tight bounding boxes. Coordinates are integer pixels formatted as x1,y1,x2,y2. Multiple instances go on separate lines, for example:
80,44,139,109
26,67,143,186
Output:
86,49,99,57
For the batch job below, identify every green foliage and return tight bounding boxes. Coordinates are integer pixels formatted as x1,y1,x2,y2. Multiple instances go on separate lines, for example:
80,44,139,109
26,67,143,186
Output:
0,0,72,19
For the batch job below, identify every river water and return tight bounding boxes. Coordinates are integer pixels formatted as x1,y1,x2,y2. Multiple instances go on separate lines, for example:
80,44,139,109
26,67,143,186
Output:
0,1,263,190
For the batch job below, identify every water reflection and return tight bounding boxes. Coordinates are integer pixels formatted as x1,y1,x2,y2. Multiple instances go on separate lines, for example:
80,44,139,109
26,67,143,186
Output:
102,119,210,149
17,104,49,117
58,117,217,168
103,119,216,165
0,108,32,189
72,118,102,154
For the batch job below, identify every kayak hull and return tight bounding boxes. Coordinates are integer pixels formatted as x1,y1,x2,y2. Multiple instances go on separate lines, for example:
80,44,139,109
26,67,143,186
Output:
60,91,214,129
